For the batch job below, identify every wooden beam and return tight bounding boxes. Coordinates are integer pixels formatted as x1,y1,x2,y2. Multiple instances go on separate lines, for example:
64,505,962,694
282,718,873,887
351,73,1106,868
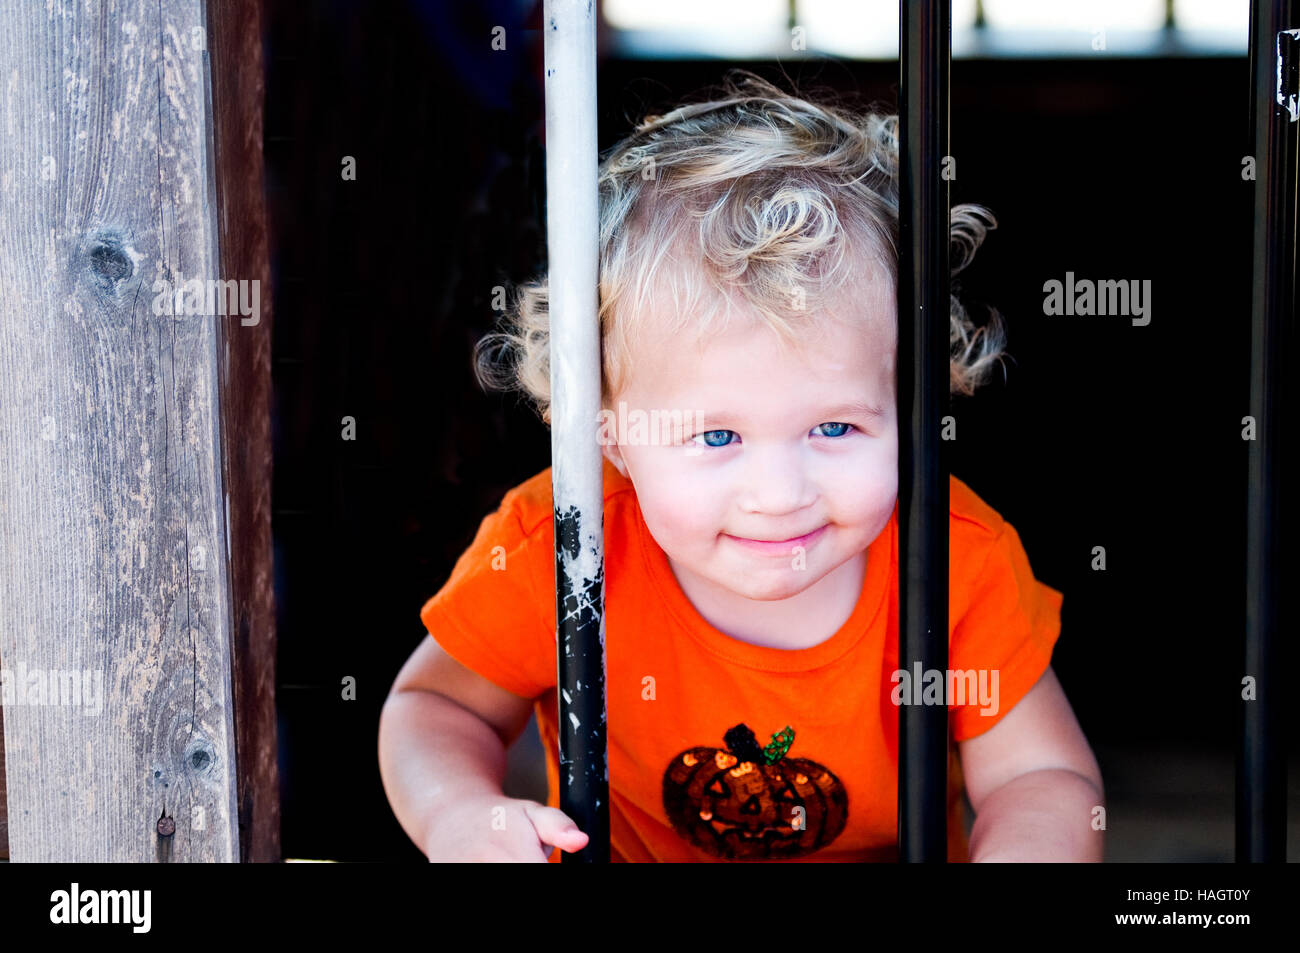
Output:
0,706,7,859
0,0,278,861
205,0,280,865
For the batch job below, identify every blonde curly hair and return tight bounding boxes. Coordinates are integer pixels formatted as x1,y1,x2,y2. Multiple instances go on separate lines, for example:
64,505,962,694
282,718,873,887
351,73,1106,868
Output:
474,70,1007,426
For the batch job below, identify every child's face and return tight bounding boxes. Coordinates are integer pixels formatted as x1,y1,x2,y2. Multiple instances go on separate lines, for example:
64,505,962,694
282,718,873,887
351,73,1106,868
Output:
601,280,898,603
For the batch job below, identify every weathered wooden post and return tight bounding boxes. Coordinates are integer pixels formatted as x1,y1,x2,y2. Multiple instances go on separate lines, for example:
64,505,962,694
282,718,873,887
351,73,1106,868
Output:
0,0,278,861
542,0,610,863
897,0,951,862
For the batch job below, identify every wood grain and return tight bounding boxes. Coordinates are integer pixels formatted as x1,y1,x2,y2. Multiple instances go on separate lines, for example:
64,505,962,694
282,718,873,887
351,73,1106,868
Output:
0,0,277,861
206,0,280,864
0,706,7,858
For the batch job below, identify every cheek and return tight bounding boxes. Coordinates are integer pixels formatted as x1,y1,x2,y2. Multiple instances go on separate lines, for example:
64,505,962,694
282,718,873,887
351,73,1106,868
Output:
824,441,898,514
634,468,725,547
826,474,896,531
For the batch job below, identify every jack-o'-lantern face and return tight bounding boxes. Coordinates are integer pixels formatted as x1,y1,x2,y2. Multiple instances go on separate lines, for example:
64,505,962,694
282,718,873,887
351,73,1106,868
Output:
662,723,848,860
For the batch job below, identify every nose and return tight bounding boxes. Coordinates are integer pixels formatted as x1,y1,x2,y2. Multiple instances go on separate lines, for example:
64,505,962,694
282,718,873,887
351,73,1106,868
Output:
736,442,815,517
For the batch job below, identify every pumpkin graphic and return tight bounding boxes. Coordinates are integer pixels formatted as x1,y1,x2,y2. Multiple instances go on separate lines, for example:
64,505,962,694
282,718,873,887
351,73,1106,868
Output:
662,723,848,860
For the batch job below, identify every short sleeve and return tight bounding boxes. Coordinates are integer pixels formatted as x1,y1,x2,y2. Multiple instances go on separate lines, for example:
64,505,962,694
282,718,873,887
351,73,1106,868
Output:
948,520,1063,743
418,493,558,701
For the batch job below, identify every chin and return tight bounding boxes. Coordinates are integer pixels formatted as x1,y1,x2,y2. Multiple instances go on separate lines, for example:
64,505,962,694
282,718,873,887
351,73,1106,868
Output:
725,566,822,602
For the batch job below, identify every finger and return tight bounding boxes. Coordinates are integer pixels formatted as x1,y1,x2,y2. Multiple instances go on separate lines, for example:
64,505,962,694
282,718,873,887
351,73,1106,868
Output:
523,802,590,851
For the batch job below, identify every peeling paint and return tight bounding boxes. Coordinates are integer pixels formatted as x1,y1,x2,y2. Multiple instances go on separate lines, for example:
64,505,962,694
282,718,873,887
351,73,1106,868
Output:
546,0,607,862
1279,30,1299,122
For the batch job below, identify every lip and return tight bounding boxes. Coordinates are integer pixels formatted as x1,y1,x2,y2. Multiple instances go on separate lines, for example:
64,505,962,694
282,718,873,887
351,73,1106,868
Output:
725,524,828,555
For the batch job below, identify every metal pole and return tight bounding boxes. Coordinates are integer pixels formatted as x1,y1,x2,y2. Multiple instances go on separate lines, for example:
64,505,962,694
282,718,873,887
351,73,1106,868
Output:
542,0,610,863
897,0,951,863
1238,0,1295,864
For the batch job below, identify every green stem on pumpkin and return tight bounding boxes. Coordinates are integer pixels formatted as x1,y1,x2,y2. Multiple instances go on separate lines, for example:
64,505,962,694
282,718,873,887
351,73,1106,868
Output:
763,725,795,764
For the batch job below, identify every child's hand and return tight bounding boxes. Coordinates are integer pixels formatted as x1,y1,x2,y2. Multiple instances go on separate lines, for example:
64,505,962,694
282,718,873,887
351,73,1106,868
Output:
422,793,590,862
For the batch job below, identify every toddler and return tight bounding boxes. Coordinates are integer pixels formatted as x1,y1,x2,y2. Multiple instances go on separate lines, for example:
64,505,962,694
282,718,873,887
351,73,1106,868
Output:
379,71,1103,863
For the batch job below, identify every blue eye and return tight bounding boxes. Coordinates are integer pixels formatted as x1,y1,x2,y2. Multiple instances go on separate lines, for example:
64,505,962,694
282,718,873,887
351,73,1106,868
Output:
813,422,854,438
693,429,736,448
690,423,855,448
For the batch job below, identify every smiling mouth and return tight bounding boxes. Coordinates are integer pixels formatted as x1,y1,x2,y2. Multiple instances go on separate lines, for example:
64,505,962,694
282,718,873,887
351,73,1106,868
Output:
726,525,827,552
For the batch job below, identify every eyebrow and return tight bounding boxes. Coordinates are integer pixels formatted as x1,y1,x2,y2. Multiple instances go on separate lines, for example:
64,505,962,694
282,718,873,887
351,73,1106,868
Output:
696,399,887,429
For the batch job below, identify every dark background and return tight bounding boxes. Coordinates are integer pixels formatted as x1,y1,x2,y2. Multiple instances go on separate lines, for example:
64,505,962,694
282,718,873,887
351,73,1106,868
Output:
263,0,1294,861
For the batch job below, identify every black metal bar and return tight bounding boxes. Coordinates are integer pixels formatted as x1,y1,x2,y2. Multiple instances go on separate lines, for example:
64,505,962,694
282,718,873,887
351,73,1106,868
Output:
543,0,610,863
897,0,951,863
1238,0,1296,864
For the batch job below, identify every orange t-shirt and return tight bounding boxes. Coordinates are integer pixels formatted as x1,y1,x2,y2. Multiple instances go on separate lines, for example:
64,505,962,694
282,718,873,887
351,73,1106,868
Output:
419,456,1063,863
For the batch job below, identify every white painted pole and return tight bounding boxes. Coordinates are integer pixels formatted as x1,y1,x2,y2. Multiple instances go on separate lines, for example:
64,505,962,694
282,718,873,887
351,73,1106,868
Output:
543,0,609,863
